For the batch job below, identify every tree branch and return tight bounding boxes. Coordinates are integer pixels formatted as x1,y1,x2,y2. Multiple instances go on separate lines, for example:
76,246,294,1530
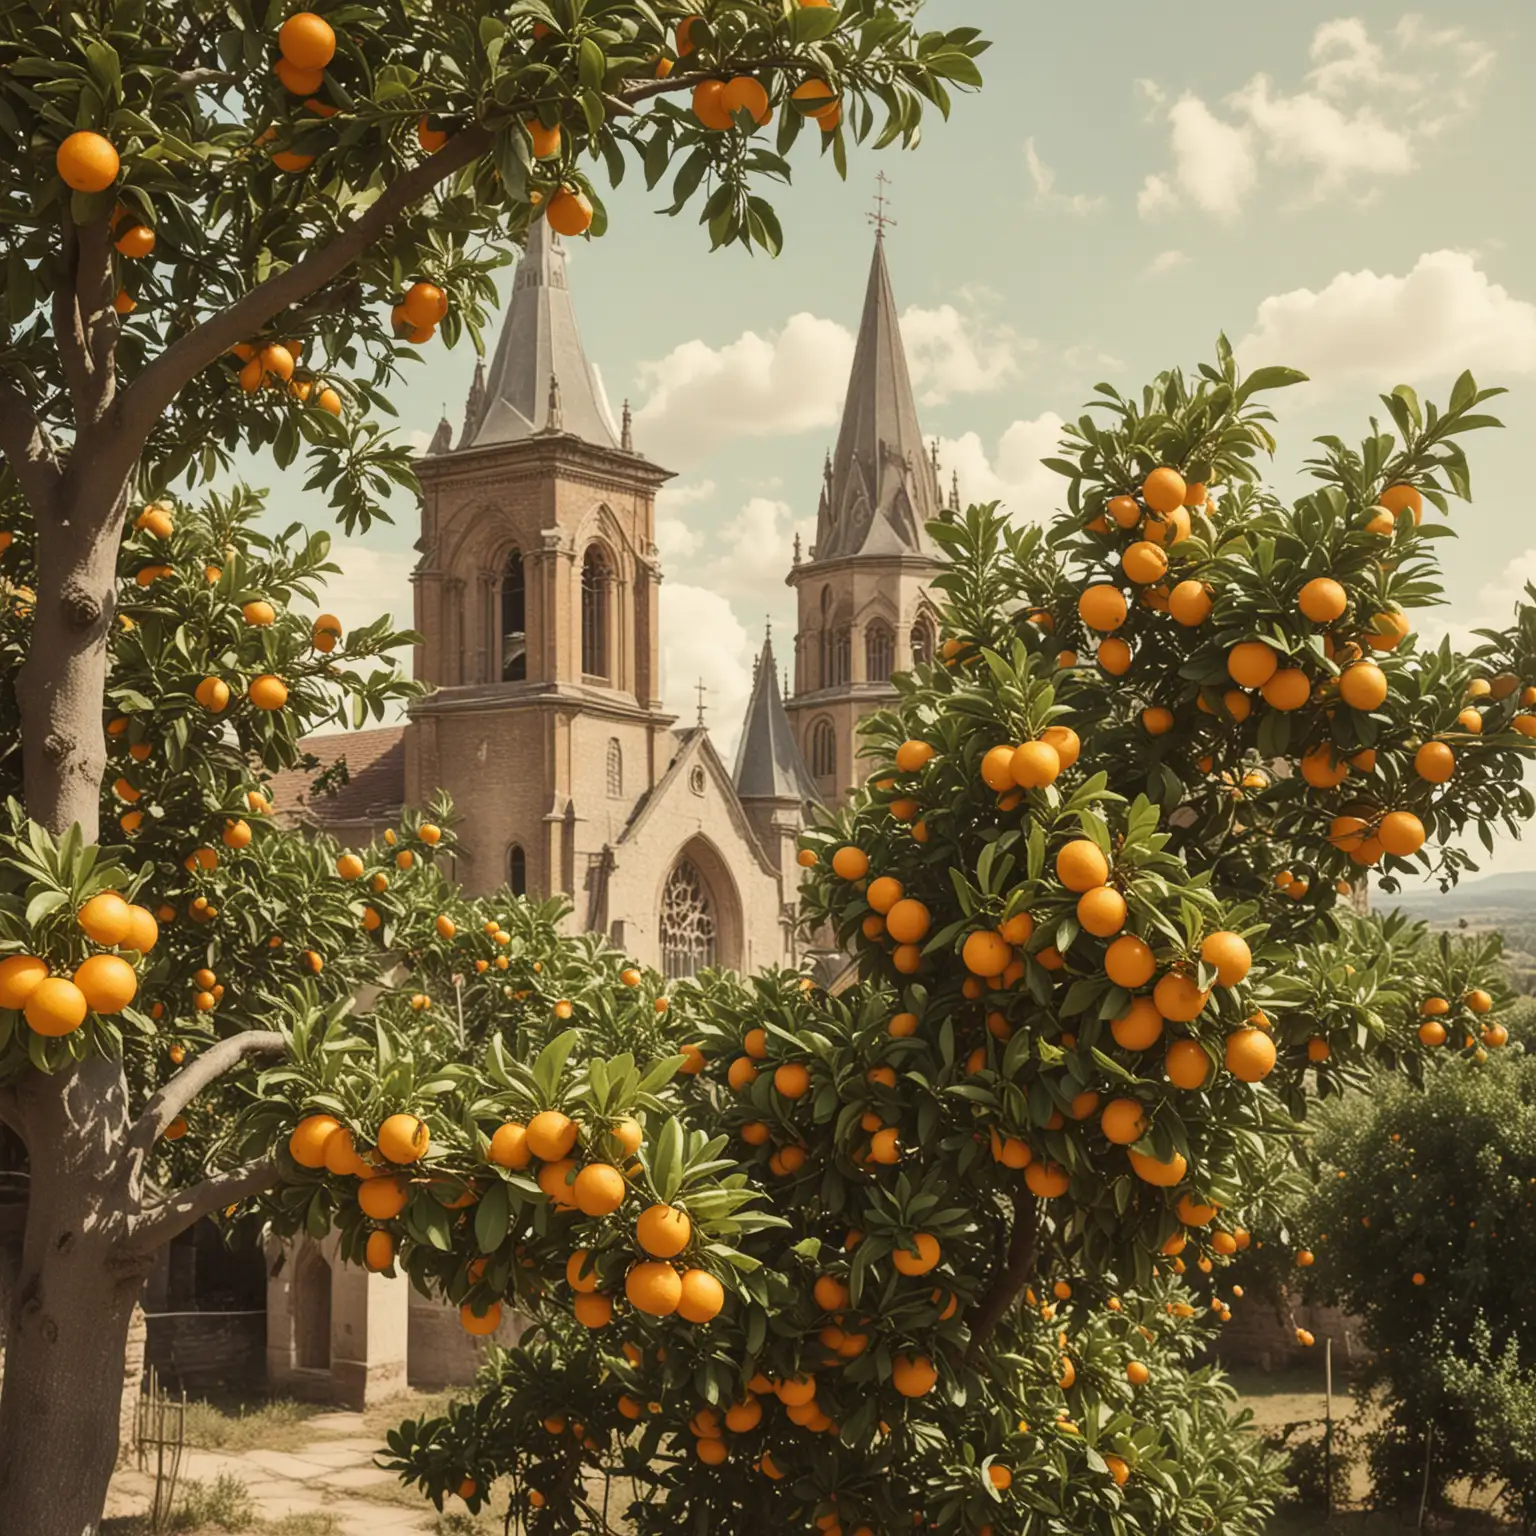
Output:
966,1186,1038,1362
118,124,494,446
76,217,119,422
51,216,93,412
130,1029,286,1152
0,379,63,512
128,1158,278,1252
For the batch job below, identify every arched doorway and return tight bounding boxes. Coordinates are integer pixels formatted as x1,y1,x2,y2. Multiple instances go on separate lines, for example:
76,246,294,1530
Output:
293,1245,331,1371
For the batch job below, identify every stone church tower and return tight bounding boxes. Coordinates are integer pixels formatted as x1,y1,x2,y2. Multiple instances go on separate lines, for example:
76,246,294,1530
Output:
786,231,946,798
402,219,799,975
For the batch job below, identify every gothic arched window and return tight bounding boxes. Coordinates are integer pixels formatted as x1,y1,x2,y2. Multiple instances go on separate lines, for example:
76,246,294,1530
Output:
910,616,935,667
659,859,717,979
508,844,527,897
818,586,833,689
865,621,894,682
606,738,623,798
810,717,836,779
831,628,851,687
500,548,526,681
581,546,610,679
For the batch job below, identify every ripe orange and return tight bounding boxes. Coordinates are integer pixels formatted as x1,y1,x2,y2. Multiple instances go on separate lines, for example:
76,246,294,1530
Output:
1379,483,1423,522
1414,741,1455,783
1057,839,1109,892
1024,1162,1070,1198
1307,1037,1332,1062
365,1231,395,1272
1168,580,1213,626
832,846,870,881
626,1261,683,1316
980,744,1016,790
546,188,594,237
892,1232,940,1275
1300,746,1349,789
1129,1148,1187,1186
222,818,252,850
573,1163,626,1217
359,1173,409,1220
892,1354,938,1398
249,674,288,710
1142,467,1186,514
1078,584,1128,632
1100,1097,1146,1145
56,131,120,192
692,79,734,130
1466,988,1493,1014
866,875,903,913
527,1110,578,1161
1011,740,1061,788
288,1114,341,1168
1097,637,1132,675
78,890,133,945
0,955,49,1010
1176,1194,1218,1225
1261,669,1310,711
636,1203,691,1258
1154,972,1209,1023
1111,998,1164,1051
774,1061,811,1099
459,1300,502,1336
1225,1028,1276,1083
962,930,1012,977
115,224,155,258
728,1055,759,1091
1105,935,1155,989
1105,1455,1131,1486
1127,1361,1150,1386
1200,931,1251,986
1378,811,1426,857
1165,1039,1211,1089
886,899,931,945
24,976,89,1036
1077,885,1127,937
1418,1019,1447,1046
1121,540,1168,585
722,76,771,125
894,739,935,772
1041,725,1081,768
1227,642,1278,689
1142,706,1174,735
278,11,336,70
678,1268,725,1323
1298,578,1347,623
1366,609,1411,651
377,1114,429,1164
1339,662,1388,711
73,954,137,1013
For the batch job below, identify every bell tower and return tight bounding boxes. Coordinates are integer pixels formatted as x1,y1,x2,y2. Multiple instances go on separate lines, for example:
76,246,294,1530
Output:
406,218,676,902
785,215,945,799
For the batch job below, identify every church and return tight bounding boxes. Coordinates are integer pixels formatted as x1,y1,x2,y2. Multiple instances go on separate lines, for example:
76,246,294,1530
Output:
275,215,949,982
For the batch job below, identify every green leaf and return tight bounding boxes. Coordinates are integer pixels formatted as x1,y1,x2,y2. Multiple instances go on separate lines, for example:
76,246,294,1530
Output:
474,1180,510,1253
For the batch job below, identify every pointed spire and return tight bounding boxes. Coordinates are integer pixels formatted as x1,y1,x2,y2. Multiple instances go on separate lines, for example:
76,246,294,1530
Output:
458,359,487,447
734,629,820,803
950,468,960,511
468,218,620,449
812,231,938,561
427,414,453,455
621,398,633,452
792,531,802,566
695,678,708,729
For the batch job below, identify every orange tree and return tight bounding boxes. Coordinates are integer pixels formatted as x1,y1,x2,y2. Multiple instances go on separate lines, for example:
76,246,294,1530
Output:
0,3,984,1527
1276,931,1536,1517
367,355,1531,1534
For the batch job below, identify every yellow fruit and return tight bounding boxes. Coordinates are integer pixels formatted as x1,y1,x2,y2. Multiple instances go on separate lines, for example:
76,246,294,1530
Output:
1128,1148,1187,1186
1057,839,1109,892
677,1268,725,1323
1153,972,1209,1023
1105,935,1155,988
358,1174,409,1221
1165,1039,1211,1089
626,1261,683,1316
573,1163,627,1217
78,891,133,946
459,1300,502,1336
1339,662,1388,711
23,977,89,1037
831,846,869,880
1111,998,1164,1051
0,955,50,1010
1225,1028,1277,1083
636,1203,691,1258
73,953,137,1013
1100,1097,1146,1145
891,1354,938,1398
1200,931,1251,986
891,1232,940,1275
1298,577,1347,623
1227,642,1278,689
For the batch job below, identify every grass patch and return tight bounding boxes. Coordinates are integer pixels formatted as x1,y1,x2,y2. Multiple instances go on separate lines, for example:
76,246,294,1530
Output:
181,1398,326,1454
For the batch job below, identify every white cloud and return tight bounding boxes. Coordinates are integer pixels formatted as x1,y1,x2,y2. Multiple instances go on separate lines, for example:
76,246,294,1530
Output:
940,413,1067,525
901,303,1022,404
1138,96,1256,220
1235,249,1536,393
700,496,816,605
309,542,416,647
633,300,1022,462
1146,249,1189,278
1023,138,1105,216
632,313,854,467
659,479,717,508
1139,17,1491,219
656,517,701,562
658,582,755,760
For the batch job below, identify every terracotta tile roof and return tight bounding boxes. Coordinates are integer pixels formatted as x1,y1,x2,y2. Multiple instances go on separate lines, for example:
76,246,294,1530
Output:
268,725,407,827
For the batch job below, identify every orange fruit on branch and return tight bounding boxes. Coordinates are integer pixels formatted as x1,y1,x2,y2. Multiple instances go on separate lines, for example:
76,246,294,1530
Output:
57,131,119,192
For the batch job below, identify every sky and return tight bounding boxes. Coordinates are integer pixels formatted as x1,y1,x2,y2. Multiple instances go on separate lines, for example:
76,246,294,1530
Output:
290,1,1536,878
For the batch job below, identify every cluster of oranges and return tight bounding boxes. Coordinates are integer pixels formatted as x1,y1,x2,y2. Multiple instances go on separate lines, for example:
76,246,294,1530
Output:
226,338,341,416
1415,987,1504,1051
390,282,449,345
0,891,154,1039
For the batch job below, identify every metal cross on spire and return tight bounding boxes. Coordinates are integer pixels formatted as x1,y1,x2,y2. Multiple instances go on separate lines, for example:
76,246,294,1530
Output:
868,170,897,240
695,678,708,728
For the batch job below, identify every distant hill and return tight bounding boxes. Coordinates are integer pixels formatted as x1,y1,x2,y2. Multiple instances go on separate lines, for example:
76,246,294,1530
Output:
1377,871,1536,921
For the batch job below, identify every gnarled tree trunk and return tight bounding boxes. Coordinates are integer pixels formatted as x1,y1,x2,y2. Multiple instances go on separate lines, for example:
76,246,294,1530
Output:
0,1056,148,1535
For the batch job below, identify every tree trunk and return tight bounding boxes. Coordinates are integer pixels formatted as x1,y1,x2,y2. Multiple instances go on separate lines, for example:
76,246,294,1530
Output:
16,476,131,843
0,1055,148,1536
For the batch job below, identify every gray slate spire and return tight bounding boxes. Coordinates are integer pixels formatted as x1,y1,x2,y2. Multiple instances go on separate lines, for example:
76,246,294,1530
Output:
468,217,620,449
733,628,820,803
812,236,939,560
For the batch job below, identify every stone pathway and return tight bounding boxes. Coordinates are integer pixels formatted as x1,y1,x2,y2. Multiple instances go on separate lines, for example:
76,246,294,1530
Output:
107,1411,442,1534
